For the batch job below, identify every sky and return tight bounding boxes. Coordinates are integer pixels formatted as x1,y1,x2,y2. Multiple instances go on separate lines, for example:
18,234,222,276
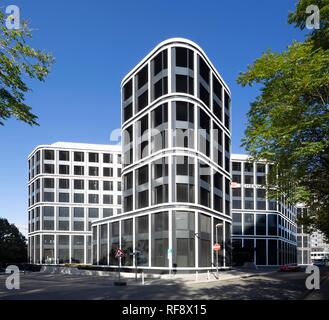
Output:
0,0,305,236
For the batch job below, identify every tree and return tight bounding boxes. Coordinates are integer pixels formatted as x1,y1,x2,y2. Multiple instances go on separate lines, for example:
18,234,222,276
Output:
0,217,27,263
237,0,329,239
0,10,54,125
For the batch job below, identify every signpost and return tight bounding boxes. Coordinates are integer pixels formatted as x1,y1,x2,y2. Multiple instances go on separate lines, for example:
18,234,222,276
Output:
215,222,223,275
114,248,127,286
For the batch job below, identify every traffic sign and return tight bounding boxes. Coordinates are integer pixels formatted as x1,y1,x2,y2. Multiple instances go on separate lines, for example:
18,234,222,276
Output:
213,243,221,251
115,248,126,258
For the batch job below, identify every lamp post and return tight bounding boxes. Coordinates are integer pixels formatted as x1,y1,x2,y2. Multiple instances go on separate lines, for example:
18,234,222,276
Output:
215,223,223,275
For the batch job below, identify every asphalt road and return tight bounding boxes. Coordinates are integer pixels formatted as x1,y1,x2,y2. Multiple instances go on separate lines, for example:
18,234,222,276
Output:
0,267,328,300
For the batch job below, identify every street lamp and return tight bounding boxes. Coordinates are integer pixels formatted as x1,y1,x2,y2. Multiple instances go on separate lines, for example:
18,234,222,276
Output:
215,223,223,275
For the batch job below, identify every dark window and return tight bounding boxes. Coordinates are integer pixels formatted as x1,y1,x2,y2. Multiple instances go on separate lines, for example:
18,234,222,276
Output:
153,50,168,76
152,212,169,267
176,75,193,94
137,165,148,185
59,165,69,175
43,178,54,189
123,172,133,190
103,194,113,204
103,153,113,163
43,150,54,160
59,151,69,161
124,103,133,122
233,212,242,235
256,214,266,235
199,56,210,84
256,239,266,265
175,47,193,69
137,90,148,112
244,213,254,235
74,179,84,189
244,162,253,173
88,208,99,218
268,214,277,236
74,166,84,175
224,91,230,110
43,164,54,174
213,99,222,122
103,167,113,177
213,76,222,100
137,190,148,209
103,181,113,191
89,153,99,163
74,193,84,203
257,175,266,185
232,162,241,172
123,79,132,101
58,193,69,203
137,65,148,89
74,152,84,162
88,194,99,204
257,164,266,173
153,77,168,100
89,167,99,176
88,180,99,190
268,240,278,265
103,208,113,218
199,83,209,106
58,179,69,189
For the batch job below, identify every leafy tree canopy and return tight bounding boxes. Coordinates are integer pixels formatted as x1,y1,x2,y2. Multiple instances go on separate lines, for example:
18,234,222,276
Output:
237,0,329,238
0,10,54,125
0,217,27,263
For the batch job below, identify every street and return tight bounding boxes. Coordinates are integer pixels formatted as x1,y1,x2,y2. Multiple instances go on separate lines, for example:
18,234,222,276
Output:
0,267,328,300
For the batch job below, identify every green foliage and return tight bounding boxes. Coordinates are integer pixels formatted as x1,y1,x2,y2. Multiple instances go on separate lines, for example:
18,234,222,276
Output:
237,1,329,238
288,0,329,49
0,217,27,263
0,10,54,125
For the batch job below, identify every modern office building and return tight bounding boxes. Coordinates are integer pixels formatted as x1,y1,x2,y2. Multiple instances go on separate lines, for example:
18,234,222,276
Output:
231,154,297,266
310,230,329,264
296,206,311,265
27,142,122,264
92,38,232,271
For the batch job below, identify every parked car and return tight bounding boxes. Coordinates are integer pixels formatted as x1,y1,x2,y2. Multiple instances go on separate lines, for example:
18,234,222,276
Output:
280,264,301,272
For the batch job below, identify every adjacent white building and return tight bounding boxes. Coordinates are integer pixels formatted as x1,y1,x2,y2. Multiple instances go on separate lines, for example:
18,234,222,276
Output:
296,206,311,265
310,230,329,263
27,142,121,264
231,154,297,266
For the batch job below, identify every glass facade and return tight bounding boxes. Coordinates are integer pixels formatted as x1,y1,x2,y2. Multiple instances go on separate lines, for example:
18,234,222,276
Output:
231,157,297,266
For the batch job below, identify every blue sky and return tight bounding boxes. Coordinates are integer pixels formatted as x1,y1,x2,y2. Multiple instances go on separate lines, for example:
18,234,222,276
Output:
0,0,305,235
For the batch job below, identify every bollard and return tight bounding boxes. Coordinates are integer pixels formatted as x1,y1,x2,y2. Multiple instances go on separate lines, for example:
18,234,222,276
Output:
142,271,145,285
207,270,210,281
195,271,198,282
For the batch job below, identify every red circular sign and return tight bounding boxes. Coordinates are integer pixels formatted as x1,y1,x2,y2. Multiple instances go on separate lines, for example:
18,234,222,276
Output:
213,243,221,251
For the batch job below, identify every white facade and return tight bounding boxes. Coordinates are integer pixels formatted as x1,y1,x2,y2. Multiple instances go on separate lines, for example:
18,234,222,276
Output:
296,206,311,265
92,38,233,271
27,142,121,264
310,231,329,263
231,154,298,266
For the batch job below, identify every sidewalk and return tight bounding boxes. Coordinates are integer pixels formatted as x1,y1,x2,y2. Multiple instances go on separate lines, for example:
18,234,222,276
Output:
142,268,278,285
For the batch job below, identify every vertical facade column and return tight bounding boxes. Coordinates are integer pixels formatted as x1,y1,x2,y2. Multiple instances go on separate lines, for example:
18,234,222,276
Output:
168,210,173,270
223,221,226,268
148,213,152,268
195,211,199,269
